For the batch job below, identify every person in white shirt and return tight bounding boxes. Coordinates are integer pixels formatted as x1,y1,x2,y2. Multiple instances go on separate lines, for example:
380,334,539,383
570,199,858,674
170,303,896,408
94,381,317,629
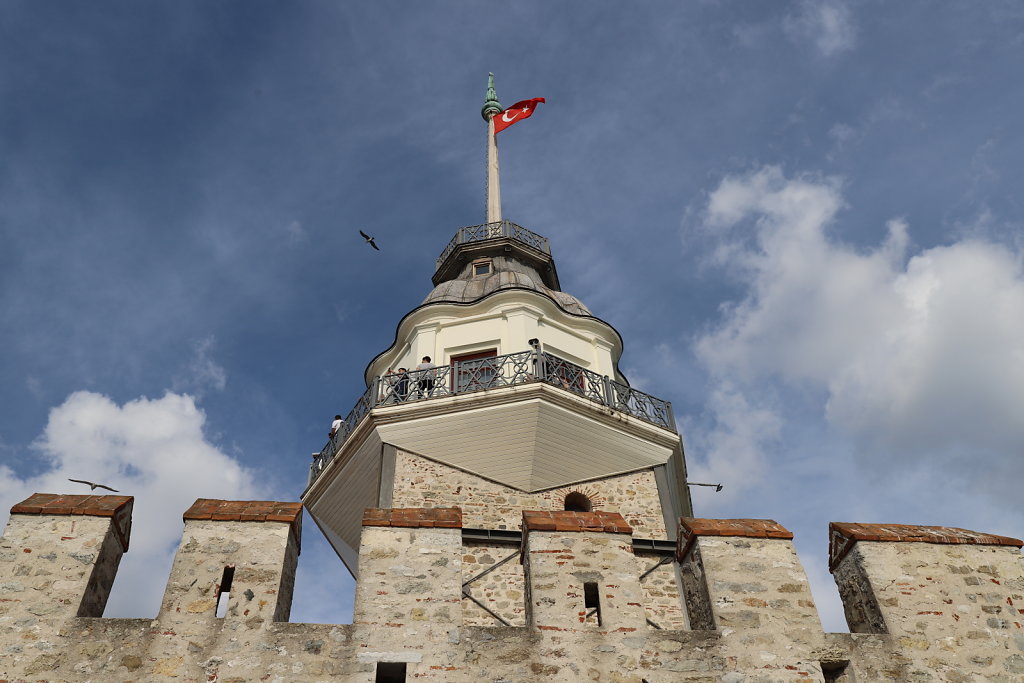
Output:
416,356,437,397
329,415,342,438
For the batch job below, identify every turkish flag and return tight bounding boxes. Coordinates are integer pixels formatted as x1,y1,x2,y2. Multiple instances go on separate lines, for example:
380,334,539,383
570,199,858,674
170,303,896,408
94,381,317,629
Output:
493,98,546,134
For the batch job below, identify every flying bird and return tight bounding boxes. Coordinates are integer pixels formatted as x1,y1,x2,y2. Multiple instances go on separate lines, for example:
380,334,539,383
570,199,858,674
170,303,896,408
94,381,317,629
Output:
68,478,119,492
359,230,380,251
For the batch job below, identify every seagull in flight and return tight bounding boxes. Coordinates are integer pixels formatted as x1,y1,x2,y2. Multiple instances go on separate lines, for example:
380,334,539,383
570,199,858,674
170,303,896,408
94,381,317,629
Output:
68,478,119,493
359,230,380,251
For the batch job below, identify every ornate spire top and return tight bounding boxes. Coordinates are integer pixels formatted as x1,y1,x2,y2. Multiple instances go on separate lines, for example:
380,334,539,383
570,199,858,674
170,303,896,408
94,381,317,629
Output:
481,72,502,121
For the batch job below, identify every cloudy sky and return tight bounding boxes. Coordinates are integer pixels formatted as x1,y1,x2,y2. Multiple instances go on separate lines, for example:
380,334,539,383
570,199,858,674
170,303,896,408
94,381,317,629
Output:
2,1,1022,630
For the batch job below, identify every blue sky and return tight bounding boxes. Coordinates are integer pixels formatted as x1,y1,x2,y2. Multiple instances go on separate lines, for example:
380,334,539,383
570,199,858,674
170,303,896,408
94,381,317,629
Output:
2,1,1022,630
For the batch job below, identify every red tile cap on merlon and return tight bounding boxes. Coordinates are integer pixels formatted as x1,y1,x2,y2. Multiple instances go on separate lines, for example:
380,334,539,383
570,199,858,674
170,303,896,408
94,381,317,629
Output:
522,510,633,535
184,499,304,553
183,499,303,524
828,521,1024,571
362,507,463,529
10,493,133,518
677,518,793,561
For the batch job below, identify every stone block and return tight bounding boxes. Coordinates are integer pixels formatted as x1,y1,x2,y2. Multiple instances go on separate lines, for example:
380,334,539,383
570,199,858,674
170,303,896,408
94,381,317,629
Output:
829,521,1024,655
1,493,134,621
522,511,645,632
363,506,463,529
523,510,633,535
676,518,822,650
159,499,301,627
354,511,464,628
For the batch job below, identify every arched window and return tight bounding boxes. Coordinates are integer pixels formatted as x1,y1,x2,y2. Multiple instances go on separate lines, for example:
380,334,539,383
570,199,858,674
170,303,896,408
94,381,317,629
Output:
564,491,592,512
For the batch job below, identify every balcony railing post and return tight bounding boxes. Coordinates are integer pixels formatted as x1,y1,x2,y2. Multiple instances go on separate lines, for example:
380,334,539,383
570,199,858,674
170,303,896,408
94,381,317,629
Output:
602,375,614,410
666,402,677,433
453,360,461,395
369,376,381,408
536,350,547,382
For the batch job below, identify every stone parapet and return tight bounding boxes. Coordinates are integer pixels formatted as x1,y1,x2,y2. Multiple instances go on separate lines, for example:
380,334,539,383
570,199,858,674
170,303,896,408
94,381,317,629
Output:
354,508,463,629
522,509,645,632
676,516,824,678
522,509,632,534
830,519,1024,677
11,492,133,517
677,517,793,561
3,495,1024,681
362,506,463,528
151,497,302,681
829,521,1023,571
185,498,303,551
0,491,135,678
10,492,133,552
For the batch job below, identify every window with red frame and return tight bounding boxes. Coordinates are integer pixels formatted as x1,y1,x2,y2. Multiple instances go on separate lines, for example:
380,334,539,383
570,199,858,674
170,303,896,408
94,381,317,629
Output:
451,349,498,392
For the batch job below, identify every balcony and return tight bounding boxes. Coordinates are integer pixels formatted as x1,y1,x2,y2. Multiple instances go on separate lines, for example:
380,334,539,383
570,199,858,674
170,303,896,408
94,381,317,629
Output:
308,350,676,487
436,220,550,270
432,220,560,290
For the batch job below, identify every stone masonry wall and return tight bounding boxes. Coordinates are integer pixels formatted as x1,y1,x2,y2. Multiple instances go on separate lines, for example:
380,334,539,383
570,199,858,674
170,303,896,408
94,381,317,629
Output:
391,449,668,538
355,507,463,630
2,496,1024,682
0,494,132,677
390,449,680,630
677,518,826,681
461,540,526,626
521,510,646,632
636,549,688,630
830,522,1024,680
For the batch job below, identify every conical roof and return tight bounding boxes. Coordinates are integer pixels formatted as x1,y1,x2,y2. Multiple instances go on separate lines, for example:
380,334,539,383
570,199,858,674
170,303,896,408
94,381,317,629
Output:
423,254,591,315
426,221,592,316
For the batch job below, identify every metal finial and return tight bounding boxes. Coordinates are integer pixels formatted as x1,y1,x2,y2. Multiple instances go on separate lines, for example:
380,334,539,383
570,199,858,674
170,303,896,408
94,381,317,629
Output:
482,72,502,121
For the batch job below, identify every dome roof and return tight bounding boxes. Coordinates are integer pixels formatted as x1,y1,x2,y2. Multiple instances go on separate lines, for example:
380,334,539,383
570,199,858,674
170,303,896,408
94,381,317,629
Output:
422,255,591,316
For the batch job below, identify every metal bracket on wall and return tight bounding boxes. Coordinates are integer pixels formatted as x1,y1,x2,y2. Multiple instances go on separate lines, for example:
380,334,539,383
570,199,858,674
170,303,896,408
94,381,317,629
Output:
461,549,520,627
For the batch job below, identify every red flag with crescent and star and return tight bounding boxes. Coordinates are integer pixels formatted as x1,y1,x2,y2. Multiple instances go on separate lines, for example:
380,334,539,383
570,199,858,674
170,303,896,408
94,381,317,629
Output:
493,98,545,134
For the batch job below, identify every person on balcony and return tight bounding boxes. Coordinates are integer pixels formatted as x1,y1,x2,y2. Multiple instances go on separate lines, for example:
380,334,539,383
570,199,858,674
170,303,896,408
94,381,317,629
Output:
329,415,342,439
396,368,410,401
416,356,437,397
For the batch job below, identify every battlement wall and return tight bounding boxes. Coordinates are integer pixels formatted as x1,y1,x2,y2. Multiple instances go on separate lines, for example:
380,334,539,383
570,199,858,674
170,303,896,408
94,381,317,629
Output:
388,450,685,629
1,494,1022,682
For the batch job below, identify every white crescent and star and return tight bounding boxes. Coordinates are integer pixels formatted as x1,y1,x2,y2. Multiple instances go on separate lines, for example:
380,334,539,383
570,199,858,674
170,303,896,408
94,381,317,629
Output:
500,106,531,123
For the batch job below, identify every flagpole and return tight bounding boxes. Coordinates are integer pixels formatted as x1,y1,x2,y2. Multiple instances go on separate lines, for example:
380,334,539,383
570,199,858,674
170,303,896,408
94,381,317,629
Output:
482,73,503,224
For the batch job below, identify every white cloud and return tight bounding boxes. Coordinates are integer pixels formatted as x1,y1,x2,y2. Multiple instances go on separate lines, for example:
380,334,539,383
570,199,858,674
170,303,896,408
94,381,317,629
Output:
784,0,857,57
683,165,1024,632
695,165,1024,494
0,391,265,618
173,335,228,396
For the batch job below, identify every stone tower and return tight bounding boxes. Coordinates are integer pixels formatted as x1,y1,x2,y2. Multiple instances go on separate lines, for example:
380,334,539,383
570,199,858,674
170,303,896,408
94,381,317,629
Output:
300,76,693,632
302,219,693,629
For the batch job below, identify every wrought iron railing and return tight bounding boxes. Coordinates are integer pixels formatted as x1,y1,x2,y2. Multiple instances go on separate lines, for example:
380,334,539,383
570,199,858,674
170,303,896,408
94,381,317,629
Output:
307,350,676,486
436,220,551,269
